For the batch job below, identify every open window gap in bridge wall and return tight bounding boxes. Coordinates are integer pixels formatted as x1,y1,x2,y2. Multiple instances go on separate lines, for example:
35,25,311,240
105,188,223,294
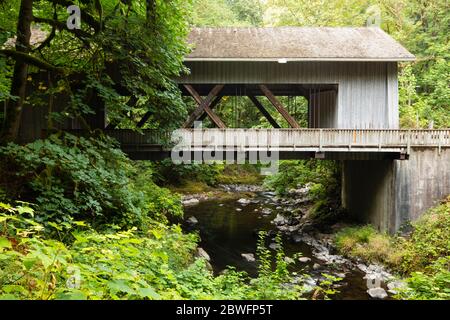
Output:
180,84,338,129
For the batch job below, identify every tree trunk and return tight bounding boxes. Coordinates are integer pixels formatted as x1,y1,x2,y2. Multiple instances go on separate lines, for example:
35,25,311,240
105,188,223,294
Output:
2,0,33,142
146,0,156,25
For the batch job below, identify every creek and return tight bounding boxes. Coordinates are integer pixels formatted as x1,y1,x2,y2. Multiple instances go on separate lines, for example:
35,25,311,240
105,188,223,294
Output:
181,187,378,300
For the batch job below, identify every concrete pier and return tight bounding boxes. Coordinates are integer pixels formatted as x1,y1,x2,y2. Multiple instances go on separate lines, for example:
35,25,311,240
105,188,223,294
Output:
342,147,450,233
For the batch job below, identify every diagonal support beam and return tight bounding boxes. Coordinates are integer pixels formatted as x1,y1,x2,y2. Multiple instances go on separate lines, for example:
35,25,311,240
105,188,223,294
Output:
247,96,280,128
259,84,300,128
137,111,152,128
183,84,226,128
199,95,223,122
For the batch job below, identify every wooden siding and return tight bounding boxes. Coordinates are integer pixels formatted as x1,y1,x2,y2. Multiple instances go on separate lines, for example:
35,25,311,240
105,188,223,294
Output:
178,61,399,129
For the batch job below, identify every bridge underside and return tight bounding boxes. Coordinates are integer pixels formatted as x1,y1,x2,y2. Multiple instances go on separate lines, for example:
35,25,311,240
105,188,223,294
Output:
123,149,404,161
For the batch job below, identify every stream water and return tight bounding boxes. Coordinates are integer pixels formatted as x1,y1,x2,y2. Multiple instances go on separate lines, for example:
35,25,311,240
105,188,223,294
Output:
182,190,372,300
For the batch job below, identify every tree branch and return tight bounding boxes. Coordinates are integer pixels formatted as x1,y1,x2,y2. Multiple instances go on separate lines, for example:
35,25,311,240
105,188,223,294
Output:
0,50,65,73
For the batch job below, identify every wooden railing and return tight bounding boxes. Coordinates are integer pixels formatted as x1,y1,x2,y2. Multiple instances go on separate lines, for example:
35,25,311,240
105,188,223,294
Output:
105,129,450,153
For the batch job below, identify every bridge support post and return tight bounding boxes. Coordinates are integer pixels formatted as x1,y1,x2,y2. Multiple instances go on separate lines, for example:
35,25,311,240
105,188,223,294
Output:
342,148,450,234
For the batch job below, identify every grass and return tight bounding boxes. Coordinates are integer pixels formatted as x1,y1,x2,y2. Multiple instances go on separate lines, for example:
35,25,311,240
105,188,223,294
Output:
216,164,263,185
168,181,213,194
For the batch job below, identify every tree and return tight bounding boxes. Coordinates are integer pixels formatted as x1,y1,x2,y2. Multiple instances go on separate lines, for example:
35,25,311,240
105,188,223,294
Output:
0,0,192,143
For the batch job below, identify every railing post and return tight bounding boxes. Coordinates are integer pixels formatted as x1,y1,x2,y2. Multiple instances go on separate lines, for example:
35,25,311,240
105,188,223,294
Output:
407,129,411,154
378,130,382,150
319,129,323,152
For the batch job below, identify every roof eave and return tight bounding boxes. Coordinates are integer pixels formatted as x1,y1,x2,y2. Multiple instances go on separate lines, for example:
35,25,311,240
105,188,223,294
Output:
184,57,416,62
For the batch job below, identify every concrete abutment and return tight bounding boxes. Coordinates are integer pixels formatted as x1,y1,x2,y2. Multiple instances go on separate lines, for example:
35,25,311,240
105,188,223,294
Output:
342,148,450,234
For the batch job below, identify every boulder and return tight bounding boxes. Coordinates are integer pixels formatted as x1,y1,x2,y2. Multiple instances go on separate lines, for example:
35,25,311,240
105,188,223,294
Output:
197,247,211,261
182,198,200,206
387,280,407,294
237,198,251,205
269,243,281,250
272,214,289,226
187,216,198,225
298,257,311,263
241,253,256,262
367,287,388,299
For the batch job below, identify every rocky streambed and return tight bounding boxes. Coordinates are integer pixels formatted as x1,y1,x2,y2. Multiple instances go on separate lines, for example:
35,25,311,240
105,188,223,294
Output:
180,184,405,300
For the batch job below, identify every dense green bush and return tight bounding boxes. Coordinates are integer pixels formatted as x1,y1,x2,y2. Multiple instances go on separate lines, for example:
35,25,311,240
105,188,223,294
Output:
0,134,182,230
152,159,222,186
0,204,312,300
335,197,450,300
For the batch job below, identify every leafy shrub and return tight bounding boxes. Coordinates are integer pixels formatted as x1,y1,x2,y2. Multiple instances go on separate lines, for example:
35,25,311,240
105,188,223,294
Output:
396,257,450,300
0,204,318,300
0,133,182,230
152,160,221,186
335,197,450,299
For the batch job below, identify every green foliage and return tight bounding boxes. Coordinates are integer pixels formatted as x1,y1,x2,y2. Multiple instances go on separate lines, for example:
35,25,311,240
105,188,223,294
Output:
0,205,321,300
191,0,263,27
335,225,398,265
396,257,450,300
153,159,222,187
335,197,450,299
0,133,182,230
216,164,263,185
264,160,342,224
399,196,450,272
1,0,192,135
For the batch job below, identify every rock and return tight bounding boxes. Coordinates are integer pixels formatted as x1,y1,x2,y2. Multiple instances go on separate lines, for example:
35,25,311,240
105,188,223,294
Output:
241,253,256,262
312,263,321,270
182,198,200,206
219,203,224,207
272,214,289,226
237,198,251,205
387,280,407,294
269,243,281,250
235,208,242,212
298,257,311,263
367,287,388,299
187,216,198,225
276,206,282,210
284,257,295,264
261,208,272,215
302,277,317,293
291,234,303,243
197,247,211,261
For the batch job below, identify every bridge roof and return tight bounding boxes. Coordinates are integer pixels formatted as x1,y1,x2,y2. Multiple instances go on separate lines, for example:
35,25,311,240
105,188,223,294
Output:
186,27,415,62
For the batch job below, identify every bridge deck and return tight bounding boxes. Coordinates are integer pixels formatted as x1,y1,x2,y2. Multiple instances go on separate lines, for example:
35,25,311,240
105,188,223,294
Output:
103,129,450,160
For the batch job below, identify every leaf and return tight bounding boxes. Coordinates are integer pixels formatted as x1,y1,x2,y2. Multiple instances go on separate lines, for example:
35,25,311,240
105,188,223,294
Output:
0,294,18,300
107,279,136,295
137,287,160,299
0,237,12,249
17,206,34,216
55,290,87,300
47,222,62,231
23,257,38,270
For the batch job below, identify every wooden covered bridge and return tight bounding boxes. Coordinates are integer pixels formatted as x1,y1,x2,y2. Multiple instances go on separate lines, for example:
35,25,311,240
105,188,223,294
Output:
18,27,450,233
